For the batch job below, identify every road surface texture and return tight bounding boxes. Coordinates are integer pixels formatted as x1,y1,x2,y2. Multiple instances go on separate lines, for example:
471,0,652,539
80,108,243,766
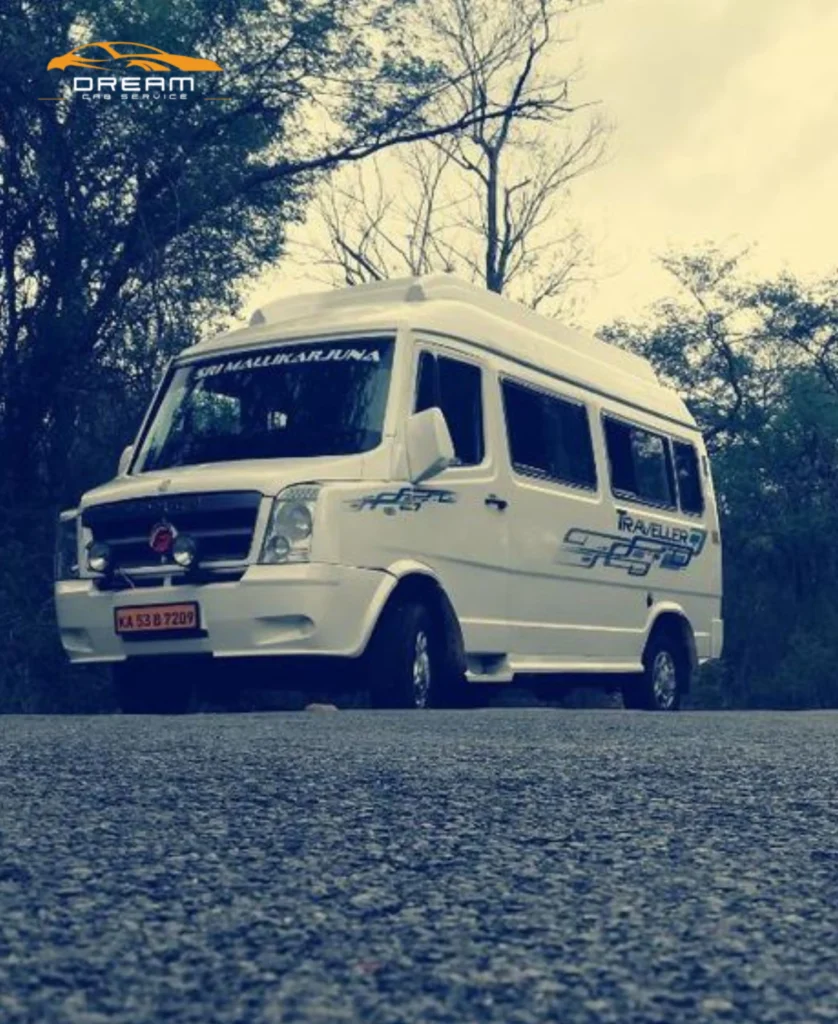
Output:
1,709,837,1023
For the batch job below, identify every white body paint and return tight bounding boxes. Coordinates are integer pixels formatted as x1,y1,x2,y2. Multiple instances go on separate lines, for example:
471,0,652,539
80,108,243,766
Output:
55,275,723,680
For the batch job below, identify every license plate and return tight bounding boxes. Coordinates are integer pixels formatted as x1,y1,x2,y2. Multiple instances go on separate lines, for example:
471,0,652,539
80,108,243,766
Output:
114,602,199,635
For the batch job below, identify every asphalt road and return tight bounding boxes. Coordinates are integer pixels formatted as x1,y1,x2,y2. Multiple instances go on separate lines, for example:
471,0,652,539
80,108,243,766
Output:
1,709,837,1024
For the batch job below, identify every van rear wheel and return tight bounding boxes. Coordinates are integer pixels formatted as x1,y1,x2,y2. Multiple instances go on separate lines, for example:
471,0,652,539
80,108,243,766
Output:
622,630,685,711
113,659,193,714
366,600,443,709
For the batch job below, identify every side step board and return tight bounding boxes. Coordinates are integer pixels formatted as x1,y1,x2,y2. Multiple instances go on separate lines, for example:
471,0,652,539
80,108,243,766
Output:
465,654,643,684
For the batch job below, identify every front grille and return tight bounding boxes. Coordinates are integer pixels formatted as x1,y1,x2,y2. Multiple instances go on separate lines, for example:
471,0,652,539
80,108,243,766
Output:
82,492,262,570
94,568,247,592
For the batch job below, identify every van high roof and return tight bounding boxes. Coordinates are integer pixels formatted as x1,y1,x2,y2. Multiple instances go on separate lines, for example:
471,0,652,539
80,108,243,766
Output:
183,274,695,430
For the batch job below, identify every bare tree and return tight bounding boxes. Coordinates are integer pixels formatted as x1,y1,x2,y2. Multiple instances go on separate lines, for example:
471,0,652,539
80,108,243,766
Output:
299,0,610,314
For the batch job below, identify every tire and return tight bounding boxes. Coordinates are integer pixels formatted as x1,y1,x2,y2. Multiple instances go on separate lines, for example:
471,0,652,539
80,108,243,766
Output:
622,629,686,711
113,658,193,714
365,600,448,709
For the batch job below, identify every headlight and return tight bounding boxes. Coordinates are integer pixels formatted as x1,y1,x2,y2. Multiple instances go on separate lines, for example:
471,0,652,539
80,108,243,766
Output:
260,484,321,564
55,510,80,580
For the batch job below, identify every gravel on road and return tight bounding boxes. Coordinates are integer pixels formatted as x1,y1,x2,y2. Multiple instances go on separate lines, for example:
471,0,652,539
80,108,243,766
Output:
1,708,837,1023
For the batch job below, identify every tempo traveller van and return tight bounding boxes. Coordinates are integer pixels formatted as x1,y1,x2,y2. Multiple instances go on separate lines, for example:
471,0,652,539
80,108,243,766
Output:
54,275,723,712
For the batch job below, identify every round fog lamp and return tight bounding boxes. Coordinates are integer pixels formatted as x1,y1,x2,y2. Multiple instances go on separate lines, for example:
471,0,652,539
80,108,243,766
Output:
87,541,111,574
172,535,197,568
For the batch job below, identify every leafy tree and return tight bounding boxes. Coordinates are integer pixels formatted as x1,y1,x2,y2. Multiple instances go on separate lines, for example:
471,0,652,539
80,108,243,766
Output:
603,248,838,708
1,0,540,502
0,0,539,708
301,0,608,314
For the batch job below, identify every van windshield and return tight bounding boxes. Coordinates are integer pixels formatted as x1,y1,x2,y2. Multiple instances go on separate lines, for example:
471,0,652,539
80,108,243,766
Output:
135,337,394,471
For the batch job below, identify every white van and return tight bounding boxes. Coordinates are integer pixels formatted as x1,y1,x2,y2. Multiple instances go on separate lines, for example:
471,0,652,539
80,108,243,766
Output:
55,275,723,713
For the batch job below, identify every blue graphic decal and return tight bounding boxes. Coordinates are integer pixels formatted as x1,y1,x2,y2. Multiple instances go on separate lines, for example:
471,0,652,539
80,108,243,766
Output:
348,487,457,515
561,512,706,577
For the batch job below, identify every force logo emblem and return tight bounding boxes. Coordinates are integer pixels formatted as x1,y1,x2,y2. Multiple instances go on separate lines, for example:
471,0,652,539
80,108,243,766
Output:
149,522,177,554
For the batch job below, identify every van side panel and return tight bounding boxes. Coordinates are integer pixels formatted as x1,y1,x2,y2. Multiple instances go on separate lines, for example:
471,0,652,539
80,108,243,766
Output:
496,352,721,671
318,479,510,655
317,343,512,657
324,328,722,676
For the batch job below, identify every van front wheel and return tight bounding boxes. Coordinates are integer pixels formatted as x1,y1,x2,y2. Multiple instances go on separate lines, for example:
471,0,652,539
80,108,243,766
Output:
622,631,685,711
366,601,442,709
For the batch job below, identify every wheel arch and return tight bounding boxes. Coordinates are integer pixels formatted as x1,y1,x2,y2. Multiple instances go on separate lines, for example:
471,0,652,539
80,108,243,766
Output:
371,560,466,675
644,605,698,691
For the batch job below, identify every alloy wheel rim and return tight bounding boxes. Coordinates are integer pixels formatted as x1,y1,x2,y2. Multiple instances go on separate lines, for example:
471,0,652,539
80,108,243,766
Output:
652,650,678,709
412,629,432,708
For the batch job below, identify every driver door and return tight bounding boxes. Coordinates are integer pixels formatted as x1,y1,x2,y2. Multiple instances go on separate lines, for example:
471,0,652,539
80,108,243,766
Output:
405,341,510,658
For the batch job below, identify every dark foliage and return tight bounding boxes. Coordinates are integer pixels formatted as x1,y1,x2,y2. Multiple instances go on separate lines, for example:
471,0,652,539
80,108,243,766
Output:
603,248,838,708
0,0,522,710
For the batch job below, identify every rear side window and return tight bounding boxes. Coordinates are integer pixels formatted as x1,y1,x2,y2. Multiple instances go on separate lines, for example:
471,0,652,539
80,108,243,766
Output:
502,379,597,490
603,417,675,508
414,351,484,466
673,440,704,515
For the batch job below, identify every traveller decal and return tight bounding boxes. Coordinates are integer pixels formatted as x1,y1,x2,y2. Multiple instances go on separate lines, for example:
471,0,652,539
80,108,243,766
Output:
560,513,706,577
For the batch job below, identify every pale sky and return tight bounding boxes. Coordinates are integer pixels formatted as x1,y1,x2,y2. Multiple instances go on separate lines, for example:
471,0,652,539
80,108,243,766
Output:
245,0,838,332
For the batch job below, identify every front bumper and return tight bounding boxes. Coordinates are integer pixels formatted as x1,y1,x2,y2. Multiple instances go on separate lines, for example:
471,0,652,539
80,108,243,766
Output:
55,563,396,664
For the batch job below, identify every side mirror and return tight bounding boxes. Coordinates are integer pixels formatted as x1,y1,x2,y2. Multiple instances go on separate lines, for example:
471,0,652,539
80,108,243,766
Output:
118,444,135,476
406,408,454,484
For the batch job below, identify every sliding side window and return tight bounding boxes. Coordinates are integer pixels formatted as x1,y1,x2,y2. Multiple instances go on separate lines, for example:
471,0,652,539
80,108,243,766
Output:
603,416,675,508
502,379,596,490
672,440,704,515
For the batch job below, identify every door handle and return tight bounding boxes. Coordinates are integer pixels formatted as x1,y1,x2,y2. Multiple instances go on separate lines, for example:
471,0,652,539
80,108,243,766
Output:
484,494,508,511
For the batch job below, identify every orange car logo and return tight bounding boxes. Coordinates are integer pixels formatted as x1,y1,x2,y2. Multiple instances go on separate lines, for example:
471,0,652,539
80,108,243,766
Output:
47,41,222,73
